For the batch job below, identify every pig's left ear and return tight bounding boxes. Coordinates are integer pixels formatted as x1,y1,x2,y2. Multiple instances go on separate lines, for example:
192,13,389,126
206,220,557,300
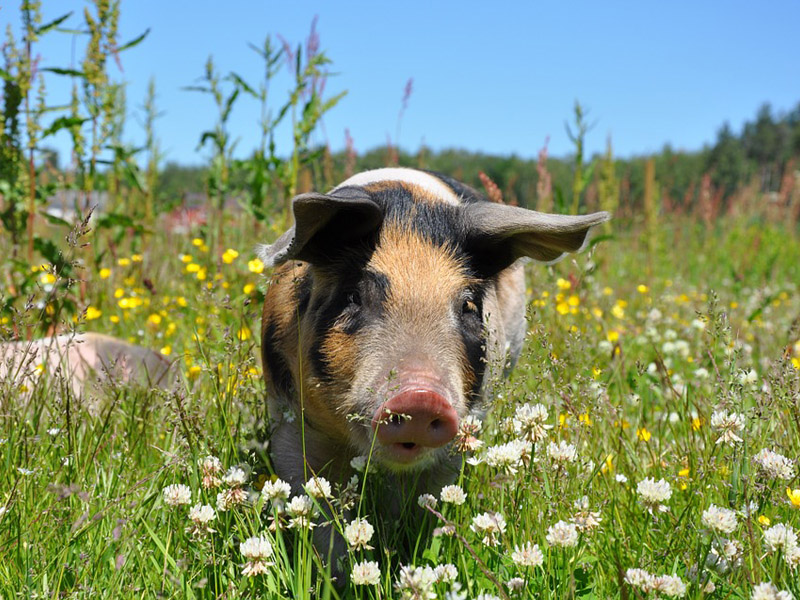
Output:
464,203,610,273
257,187,383,266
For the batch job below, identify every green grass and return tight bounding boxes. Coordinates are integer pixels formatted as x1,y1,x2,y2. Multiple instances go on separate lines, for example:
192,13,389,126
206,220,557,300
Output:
1,215,799,599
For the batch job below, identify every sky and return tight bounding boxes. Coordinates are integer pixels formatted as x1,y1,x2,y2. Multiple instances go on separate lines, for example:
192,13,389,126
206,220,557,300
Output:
4,1,800,167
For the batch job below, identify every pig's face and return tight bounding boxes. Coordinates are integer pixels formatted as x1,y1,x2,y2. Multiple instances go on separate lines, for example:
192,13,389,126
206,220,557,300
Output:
260,169,609,471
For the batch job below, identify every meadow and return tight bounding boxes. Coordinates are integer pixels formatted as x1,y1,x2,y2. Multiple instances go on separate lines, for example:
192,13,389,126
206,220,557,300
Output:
1,211,799,599
2,3,800,598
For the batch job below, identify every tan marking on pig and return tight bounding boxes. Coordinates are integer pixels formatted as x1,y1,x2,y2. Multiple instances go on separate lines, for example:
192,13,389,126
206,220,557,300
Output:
362,181,455,205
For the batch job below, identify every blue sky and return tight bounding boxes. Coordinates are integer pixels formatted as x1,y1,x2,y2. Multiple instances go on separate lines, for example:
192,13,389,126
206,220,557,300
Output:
5,1,800,166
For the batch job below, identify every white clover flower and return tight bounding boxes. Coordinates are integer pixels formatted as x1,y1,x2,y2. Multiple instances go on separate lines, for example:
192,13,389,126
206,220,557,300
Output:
351,560,381,585
738,369,758,386
395,565,437,600
694,367,710,379
615,473,628,483
753,449,795,481
215,487,247,512
440,485,467,505
484,439,529,474
506,577,525,594
710,408,745,445
475,594,501,600
199,455,223,489
188,503,216,527
751,582,794,600
418,493,437,510
636,477,672,513
624,568,653,591
785,545,800,570
572,496,602,532
199,455,223,475
162,484,192,507
471,511,506,547
223,466,248,487
350,455,368,472
547,440,578,464
262,478,292,502
546,520,579,548
511,541,543,567
0,505,7,521
434,563,458,583
304,476,332,499
763,523,798,553
513,403,552,443
702,504,738,534
454,415,483,452
344,517,374,550
651,574,687,597
240,534,273,577
286,494,317,529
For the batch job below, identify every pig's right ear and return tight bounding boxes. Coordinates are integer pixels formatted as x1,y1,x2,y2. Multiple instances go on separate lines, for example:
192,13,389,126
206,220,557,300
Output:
257,188,383,266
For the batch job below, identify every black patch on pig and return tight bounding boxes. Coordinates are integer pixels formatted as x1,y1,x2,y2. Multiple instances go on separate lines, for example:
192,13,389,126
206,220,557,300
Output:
424,170,486,204
261,321,294,398
308,269,390,383
458,284,488,406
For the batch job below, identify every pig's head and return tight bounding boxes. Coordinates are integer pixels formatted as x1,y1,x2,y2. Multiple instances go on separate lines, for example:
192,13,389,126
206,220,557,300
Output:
259,170,608,471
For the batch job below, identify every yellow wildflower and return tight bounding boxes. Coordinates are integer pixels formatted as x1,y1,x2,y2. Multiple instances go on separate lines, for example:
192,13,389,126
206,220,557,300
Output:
99,268,111,279
611,304,625,319
691,417,703,431
556,302,570,315
243,283,256,295
39,272,56,285
579,413,593,426
568,295,580,307
788,488,800,508
196,268,207,281
85,306,102,321
110,315,120,324
222,248,239,264
602,286,613,296
758,515,771,526
192,238,203,247
237,325,251,341
114,288,124,298
792,357,800,370
147,313,162,326
248,258,265,274
180,254,193,263
132,254,143,262
607,330,619,342
160,345,171,356
601,454,614,474
556,278,571,290
678,467,690,478
186,263,200,273
636,427,651,442
637,284,649,294
117,257,131,267
187,365,202,380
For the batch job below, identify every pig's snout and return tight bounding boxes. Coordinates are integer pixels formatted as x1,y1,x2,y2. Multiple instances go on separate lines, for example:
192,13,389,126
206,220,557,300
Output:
371,389,459,463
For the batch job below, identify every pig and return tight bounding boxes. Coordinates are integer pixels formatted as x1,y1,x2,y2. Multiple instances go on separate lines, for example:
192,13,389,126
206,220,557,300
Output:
0,332,176,410
258,167,608,526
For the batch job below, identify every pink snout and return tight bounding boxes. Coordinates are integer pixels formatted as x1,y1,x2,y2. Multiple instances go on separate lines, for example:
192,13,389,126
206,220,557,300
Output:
371,389,459,463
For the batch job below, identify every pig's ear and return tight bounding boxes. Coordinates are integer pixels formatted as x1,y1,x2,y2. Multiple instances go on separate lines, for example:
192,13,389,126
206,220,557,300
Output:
257,187,383,266
465,203,610,273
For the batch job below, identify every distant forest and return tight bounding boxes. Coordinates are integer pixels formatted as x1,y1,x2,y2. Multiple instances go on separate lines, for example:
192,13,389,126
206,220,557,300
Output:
149,102,800,220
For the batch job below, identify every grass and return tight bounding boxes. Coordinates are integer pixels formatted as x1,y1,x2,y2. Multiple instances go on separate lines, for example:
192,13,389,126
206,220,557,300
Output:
1,214,799,599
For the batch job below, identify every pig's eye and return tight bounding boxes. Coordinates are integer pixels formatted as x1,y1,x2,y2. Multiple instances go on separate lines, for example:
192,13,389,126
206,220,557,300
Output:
462,299,479,316
346,290,362,309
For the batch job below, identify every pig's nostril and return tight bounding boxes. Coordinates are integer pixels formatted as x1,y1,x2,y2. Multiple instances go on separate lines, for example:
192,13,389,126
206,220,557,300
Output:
401,442,416,450
429,419,441,431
